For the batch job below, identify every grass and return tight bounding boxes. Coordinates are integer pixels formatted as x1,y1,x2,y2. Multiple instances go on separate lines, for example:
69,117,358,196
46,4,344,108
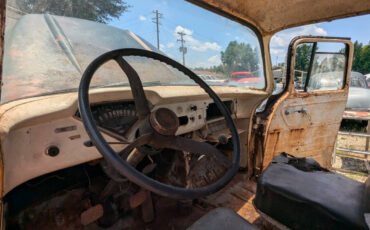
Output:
335,169,368,182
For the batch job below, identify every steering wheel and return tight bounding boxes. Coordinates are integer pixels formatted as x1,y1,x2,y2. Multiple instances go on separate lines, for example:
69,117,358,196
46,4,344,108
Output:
78,48,240,199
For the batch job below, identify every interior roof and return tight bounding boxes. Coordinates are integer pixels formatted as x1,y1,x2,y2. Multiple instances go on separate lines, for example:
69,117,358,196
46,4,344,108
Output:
189,0,370,35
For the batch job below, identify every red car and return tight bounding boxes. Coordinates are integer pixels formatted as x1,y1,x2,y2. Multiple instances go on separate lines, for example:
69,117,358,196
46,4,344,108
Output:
230,71,260,83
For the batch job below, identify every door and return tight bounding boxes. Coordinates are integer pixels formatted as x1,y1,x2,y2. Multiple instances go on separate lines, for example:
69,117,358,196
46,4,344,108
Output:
249,36,353,175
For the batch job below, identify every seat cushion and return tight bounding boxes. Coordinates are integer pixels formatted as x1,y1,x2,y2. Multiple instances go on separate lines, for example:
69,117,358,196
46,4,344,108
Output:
254,154,368,230
365,176,370,213
187,207,257,230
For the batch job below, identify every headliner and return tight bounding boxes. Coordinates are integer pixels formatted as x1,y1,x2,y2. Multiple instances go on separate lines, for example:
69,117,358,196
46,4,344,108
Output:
190,0,370,35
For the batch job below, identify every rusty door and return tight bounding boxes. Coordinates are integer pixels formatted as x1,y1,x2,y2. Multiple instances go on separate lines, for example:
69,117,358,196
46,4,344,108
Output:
252,37,354,173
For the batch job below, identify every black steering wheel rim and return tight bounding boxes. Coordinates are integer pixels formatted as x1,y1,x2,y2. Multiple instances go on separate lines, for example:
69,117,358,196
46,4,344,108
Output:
78,48,240,199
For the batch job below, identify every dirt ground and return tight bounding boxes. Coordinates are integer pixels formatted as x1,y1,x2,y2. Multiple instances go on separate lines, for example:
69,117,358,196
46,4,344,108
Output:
333,133,369,182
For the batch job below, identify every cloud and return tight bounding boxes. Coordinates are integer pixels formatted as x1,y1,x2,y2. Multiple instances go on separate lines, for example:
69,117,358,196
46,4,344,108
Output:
207,55,221,66
191,55,221,68
174,26,193,36
139,15,147,21
270,24,327,58
270,48,284,55
159,44,165,51
192,42,221,52
167,42,175,48
271,25,327,49
174,26,221,52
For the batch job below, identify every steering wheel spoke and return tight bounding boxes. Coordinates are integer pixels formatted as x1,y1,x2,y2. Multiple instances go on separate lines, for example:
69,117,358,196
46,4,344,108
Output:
117,132,153,159
115,56,151,120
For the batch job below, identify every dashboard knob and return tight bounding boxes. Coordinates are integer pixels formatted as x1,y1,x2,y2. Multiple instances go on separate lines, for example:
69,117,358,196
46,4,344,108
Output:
218,134,228,145
46,146,60,157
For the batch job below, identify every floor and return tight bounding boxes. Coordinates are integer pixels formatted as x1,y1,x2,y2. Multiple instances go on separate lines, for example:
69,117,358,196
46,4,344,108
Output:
146,172,277,230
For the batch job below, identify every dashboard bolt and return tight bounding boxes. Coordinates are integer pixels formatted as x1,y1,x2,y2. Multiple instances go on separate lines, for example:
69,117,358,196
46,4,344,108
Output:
84,140,94,147
46,146,60,157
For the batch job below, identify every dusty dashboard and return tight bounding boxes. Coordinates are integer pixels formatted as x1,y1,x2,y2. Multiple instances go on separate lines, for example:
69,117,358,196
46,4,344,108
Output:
2,95,238,194
1,84,265,195
74,99,235,137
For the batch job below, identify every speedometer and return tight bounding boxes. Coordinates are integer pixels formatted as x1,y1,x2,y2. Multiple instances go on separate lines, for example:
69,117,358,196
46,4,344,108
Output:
76,101,137,135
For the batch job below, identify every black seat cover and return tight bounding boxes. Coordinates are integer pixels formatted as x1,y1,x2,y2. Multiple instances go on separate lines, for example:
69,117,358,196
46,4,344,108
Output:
365,176,370,213
254,154,369,230
187,207,257,230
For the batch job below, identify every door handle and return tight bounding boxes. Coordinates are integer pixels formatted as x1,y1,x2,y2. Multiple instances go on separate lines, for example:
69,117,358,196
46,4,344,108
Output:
285,107,307,115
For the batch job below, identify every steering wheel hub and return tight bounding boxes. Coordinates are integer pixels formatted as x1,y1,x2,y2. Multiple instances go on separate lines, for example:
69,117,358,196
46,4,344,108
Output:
150,108,179,136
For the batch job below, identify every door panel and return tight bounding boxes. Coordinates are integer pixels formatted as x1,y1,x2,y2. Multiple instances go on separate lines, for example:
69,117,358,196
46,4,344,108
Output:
257,37,353,170
263,92,348,168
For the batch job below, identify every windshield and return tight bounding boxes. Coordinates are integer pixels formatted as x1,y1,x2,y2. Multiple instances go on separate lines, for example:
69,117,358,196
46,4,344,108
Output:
350,72,368,88
2,0,265,103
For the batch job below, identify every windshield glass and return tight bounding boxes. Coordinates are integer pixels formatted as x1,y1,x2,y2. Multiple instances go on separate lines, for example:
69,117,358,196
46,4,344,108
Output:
2,0,265,103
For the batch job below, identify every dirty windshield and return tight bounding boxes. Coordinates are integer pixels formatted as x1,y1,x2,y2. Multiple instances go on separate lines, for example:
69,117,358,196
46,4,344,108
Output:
2,0,265,103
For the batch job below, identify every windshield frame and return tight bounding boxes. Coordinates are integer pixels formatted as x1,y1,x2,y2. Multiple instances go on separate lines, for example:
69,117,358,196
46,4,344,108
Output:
0,0,6,96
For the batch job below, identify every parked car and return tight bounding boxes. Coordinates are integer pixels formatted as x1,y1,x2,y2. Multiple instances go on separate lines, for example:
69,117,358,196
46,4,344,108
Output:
302,71,370,111
365,73,370,87
229,71,260,83
198,74,226,84
346,71,370,111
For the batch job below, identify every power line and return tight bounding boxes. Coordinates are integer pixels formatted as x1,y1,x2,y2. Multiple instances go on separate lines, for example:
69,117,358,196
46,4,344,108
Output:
152,10,163,50
177,31,187,66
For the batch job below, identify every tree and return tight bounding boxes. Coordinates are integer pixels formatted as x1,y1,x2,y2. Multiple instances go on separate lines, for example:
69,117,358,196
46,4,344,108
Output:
220,41,258,75
295,43,313,72
351,41,363,72
357,44,370,74
343,40,370,74
15,0,130,23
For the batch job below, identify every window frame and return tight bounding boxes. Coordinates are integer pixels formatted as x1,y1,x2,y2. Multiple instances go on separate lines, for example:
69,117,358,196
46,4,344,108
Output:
289,37,352,95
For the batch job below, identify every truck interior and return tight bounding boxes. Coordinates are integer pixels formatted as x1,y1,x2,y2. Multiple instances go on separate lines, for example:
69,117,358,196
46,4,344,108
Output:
0,0,369,229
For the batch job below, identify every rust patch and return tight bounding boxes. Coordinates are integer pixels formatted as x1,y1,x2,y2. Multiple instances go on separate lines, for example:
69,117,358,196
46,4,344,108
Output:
80,204,103,226
262,131,280,170
0,0,6,85
0,1,6,224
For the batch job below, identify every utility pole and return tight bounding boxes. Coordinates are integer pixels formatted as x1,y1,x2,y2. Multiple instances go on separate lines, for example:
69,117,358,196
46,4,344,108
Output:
152,10,163,50
177,31,187,66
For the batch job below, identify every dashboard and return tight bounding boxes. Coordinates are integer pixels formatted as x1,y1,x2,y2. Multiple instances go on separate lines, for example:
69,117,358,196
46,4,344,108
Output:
0,86,265,195
74,99,235,136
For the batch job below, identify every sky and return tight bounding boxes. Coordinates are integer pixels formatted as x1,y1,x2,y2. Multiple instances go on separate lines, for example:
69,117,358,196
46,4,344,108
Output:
108,0,370,68
270,15,370,65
